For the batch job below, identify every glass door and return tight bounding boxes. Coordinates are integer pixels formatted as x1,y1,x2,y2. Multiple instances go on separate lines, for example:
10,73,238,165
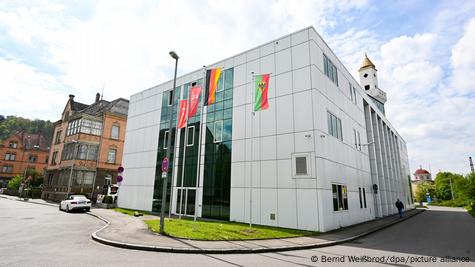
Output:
176,188,196,216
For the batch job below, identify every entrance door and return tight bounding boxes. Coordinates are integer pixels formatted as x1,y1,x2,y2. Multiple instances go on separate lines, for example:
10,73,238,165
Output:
177,188,196,216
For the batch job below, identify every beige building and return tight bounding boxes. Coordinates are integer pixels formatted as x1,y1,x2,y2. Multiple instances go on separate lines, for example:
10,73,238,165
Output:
42,93,128,202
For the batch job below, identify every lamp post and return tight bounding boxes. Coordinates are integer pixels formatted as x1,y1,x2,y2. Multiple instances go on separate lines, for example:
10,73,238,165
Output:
67,140,78,197
160,50,179,235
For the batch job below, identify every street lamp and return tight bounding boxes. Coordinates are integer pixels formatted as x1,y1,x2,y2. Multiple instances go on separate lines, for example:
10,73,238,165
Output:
160,50,179,235
67,140,78,197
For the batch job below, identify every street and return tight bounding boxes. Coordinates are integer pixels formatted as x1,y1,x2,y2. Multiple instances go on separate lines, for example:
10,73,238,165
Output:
1,198,474,267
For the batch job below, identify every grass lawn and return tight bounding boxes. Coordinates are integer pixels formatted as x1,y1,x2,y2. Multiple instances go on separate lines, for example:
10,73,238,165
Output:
113,207,150,216
144,218,319,240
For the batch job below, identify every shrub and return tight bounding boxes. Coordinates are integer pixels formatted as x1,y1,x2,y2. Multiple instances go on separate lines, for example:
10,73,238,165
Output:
103,195,114,204
7,175,23,190
430,198,467,207
30,188,42,199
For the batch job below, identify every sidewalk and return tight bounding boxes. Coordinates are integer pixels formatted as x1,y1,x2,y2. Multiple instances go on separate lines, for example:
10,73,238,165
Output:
0,194,58,207
90,208,424,254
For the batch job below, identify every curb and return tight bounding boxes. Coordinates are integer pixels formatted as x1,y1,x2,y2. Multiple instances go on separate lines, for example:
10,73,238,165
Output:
89,209,425,254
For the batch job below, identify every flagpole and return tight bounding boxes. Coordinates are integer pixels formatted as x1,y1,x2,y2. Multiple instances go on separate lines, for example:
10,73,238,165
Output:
194,66,207,223
179,87,191,219
169,87,181,218
249,71,255,229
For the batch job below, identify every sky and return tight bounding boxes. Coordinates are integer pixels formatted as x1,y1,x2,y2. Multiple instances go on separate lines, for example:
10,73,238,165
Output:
1,0,474,175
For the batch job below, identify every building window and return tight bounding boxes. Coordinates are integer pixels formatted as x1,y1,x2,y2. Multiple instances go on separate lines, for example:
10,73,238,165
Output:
163,131,169,149
359,187,363,208
217,70,225,92
332,184,348,211
8,142,18,148
72,170,95,186
61,142,98,161
47,173,54,185
364,85,370,90
107,149,117,164
4,152,16,161
83,172,94,185
105,175,112,186
214,120,223,143
28,154,37,163
187,126,195,146
67,119,80,136
67,119,102,136
296,156,308,175
363,188,367,208
2,165,13,173
323,54,338,86
352,86,357,104
327,111,343,141
51,151,58,165
111,125,120,139
61,143,76,160
54,130,62,144
87,145,98,161
292,153,311,178
80,119,102,136
77,144,88,159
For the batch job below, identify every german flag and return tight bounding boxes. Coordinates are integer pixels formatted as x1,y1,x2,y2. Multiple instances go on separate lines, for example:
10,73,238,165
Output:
204,68,221,105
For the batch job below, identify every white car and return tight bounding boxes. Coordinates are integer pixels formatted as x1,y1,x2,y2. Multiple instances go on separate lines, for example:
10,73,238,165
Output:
59,195,91,212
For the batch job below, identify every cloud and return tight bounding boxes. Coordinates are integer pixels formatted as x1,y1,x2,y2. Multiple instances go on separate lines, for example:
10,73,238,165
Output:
0,57,66,120
375,24,475,174
0,0,371,120
450,18,475,95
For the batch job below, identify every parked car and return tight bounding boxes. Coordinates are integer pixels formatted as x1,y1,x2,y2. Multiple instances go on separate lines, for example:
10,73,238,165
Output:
59,195,91,212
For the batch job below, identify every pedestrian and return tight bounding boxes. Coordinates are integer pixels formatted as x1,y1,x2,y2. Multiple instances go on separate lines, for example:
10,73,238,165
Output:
395,199,404,218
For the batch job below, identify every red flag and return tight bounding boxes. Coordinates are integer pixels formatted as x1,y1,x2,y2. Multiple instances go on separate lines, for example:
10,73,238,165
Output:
177,100,187,129
188,86,202,118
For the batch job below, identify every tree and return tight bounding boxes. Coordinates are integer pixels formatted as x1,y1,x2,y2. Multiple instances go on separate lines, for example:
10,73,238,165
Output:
435,172,456,200
464,173,475,203
24,169,44,187
0,115,53,142
414,181,435,202
7,175,23,190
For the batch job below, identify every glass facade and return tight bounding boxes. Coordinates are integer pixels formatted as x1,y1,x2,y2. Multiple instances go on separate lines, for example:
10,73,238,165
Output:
152,68,233,221
152,85,181,213
202,68,233,220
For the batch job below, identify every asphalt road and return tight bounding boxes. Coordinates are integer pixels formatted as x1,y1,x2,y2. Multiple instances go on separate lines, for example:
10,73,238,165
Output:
1,199,474,267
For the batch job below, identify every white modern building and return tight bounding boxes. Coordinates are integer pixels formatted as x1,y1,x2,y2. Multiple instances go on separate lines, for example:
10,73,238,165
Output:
118,26,413,232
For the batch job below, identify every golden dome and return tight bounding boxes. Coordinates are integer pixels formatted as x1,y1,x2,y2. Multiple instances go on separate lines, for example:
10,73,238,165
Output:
359,53,376,71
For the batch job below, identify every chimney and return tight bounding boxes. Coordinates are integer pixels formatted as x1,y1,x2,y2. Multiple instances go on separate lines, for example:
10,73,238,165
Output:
95,93,100,103
69,94,75,101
